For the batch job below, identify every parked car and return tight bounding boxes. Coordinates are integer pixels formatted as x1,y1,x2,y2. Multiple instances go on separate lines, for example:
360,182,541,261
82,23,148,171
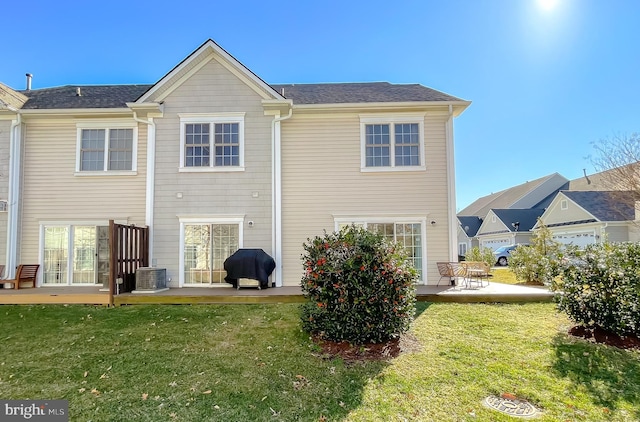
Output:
493,245,520,266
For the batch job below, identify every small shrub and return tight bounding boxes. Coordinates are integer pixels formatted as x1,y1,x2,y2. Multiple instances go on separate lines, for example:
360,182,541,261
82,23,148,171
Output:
300,225,417,344
464,246,495,267
509,222,563,285
555,242,640,336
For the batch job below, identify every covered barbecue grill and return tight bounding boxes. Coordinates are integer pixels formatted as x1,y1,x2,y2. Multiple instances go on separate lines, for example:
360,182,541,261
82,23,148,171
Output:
223,248,276,289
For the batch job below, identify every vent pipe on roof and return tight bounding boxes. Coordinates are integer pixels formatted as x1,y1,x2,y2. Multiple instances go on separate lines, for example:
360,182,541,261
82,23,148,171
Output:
76,87,82,97
281,88,285,96
25,73,32,91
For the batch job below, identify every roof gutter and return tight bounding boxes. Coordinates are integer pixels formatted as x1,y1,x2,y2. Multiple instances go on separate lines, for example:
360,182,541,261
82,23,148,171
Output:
5,107,21,279
271,106,293,287
445,104,458,263
131,111,157,265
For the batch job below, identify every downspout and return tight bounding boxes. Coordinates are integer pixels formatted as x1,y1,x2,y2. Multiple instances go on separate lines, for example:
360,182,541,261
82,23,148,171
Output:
132,112,156,265
5,108,21,279
445,104,457,263
271,106,293,287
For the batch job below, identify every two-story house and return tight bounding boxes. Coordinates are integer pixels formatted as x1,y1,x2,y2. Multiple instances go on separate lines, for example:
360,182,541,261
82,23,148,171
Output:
0,39,470,288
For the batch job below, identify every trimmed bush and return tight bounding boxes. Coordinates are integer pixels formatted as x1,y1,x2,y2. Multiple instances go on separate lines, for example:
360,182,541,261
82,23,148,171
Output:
509,223,564,285
300,225,417,344
555,242,640,336
464,246,495,267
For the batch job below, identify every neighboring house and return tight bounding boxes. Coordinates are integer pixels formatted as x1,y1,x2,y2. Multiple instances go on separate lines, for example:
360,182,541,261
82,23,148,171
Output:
475,208,545,250
537,191,640,247
457,172,568,252
0,39,470,287
457,215,482,257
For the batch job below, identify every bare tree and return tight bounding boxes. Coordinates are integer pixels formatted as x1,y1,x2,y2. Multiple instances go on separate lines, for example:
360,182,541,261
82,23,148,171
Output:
590,132,640,192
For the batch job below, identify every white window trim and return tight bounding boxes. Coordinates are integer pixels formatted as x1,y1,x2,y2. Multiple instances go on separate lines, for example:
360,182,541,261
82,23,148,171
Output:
0,200,7,212
333,216,427,284
39,222,110,287
179,113,246,172
560,199,568,210
75,121,138,176
359,114,426,172
178,215,245,287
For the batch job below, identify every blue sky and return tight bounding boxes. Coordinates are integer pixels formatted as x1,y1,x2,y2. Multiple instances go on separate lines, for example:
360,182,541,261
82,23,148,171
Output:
3,0,639,210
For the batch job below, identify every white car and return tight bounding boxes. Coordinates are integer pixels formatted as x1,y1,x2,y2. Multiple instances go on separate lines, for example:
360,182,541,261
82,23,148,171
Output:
493,245,519,266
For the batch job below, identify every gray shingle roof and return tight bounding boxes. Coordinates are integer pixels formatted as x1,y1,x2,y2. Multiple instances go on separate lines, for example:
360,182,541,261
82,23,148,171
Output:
492,209,546,232
270,82,464,104
562,191,640,221
458,173,568,217
15,82,463,110
458,216,483,237
19,85,152,109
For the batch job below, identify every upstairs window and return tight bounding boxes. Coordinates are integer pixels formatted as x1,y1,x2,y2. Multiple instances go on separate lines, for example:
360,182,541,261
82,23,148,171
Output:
0,200,7,212
360,116,425,171
76,122,137,174
180,113,245,172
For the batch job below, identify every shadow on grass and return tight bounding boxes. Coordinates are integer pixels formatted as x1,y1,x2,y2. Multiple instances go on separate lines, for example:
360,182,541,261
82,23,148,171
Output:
551,333,640,418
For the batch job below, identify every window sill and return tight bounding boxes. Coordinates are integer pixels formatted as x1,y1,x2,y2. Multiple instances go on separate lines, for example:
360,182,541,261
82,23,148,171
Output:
179,167,246,173
360,166,426,173
74,171,138,177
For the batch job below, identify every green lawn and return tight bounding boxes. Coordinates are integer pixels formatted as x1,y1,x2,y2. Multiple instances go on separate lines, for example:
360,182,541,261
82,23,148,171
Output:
0,303,638,421
489,267,521,284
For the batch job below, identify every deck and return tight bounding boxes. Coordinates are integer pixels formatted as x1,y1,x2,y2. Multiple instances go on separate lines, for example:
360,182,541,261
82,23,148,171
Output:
0,282,553,306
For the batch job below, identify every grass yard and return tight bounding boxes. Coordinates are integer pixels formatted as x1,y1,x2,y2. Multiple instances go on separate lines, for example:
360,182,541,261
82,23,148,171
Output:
489,267,520,284
0,303,638,421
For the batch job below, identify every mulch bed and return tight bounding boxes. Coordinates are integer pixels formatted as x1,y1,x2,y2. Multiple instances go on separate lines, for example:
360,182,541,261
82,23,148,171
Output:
312,332,423,362
569,326,640,350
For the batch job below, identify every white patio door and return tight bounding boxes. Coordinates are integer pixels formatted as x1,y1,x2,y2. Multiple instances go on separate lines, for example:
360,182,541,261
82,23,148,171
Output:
43,225,108,285
183,223,240,285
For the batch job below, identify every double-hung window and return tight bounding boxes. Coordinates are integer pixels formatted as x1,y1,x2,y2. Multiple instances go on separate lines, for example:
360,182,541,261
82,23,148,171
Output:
76,121,138,174
179,113,245,172
360,115,425,171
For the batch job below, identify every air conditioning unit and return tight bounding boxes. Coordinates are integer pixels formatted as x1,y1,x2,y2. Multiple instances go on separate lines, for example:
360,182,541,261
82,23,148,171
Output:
134,268,168,293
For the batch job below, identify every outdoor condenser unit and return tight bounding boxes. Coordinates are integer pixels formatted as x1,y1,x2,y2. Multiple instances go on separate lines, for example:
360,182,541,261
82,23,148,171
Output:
135,267,167,291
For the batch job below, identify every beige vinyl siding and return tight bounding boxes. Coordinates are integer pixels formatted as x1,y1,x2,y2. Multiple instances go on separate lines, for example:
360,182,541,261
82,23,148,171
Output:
0,120,9,264
152,57,273,286
604,225,630,243
542,196,594,226
19,120,147,264
478,212,508,235
280,111,453,286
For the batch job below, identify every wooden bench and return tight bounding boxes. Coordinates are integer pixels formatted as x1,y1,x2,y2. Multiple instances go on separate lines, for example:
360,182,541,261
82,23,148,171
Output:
0,264,40,290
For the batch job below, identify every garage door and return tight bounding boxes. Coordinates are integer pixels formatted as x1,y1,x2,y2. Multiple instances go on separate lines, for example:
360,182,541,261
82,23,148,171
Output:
480,238,511,251
553,231,596,247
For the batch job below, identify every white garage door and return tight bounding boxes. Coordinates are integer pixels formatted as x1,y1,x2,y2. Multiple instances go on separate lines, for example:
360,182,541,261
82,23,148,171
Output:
480,238,511,251
553,231,596,247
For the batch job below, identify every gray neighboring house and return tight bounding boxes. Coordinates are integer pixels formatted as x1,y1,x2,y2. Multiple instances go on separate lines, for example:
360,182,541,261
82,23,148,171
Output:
457,173,569,254
475,208,545,250
537,190,640,247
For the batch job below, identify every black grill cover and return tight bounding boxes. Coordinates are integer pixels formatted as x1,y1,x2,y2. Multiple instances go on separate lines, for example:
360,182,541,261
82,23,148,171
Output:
223,248,276,288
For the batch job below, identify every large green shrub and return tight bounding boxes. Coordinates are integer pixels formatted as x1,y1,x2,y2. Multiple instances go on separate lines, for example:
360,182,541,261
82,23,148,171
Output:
464,246,495,267
509,223,564,285
300,225,417,344
555,242,640,336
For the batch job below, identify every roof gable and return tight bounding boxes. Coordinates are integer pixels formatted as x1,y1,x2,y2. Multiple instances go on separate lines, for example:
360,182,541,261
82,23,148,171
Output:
458,173,568,217
137,39,284,103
